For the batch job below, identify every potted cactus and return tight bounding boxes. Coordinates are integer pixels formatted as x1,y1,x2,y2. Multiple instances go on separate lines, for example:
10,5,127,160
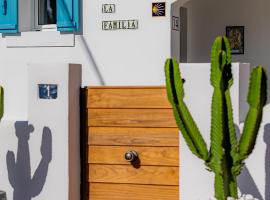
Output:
165,36,267,200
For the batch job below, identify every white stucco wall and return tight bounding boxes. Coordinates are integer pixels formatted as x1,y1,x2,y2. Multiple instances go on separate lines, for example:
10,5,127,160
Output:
0,0,174,120
0,63,81,200
1,0,270,199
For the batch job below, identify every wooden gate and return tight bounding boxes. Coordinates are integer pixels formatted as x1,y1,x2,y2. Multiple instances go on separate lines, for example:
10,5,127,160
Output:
82,86,179,200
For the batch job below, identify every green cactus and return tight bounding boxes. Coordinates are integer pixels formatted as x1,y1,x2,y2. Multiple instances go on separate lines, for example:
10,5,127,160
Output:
165,36,267,200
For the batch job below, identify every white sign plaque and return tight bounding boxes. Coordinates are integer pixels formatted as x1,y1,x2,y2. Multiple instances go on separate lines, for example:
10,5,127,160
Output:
172,16,179,31
102,4,116,13
102,20,138,30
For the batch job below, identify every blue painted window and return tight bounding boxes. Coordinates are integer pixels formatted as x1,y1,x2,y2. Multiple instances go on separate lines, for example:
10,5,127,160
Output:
0,0,18,33
0,0,79,33
57,0,79,31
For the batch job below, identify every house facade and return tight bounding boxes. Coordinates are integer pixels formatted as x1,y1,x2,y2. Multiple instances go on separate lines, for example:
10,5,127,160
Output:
0,0,174,199
1,0,270,199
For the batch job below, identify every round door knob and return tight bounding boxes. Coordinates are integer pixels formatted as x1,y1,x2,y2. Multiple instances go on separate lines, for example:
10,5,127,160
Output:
125,150,138,162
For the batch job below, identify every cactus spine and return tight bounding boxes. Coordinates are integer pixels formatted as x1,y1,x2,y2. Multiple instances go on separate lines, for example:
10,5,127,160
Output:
165,36,267,200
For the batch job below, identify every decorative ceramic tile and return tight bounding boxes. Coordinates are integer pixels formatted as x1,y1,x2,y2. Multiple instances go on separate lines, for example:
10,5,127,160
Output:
152,2,166,17
38,84,58,99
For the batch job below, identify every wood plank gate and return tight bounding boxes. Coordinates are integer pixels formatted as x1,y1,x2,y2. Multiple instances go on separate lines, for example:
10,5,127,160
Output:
82,86,179,200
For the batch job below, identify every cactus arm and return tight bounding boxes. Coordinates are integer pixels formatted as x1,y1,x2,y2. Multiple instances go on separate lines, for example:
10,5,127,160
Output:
31,159,50,197
223,37,238,154
224,90,238,158
171,104,204,158
224,85,240,178
0,86,4,120
209,37,229,172
209,89,225,172
6,151,16,188
225,89,242,184
165,58,208,160
210,88,227,200
239,108,262,158
210,36,232,88
222,37,239,197
210,37,222,88
209,88,238,198
31,127,52,197
239,66,267,159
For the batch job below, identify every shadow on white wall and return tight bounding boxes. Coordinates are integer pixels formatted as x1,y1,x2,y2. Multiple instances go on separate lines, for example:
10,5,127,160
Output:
79,36,106,85
6,121,52,200
235,123,270,200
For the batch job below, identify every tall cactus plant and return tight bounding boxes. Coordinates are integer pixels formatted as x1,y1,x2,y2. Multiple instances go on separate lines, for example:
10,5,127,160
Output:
165,36,267,200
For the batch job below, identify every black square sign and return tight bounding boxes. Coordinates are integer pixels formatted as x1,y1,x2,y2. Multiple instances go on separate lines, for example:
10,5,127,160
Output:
152,2,166,17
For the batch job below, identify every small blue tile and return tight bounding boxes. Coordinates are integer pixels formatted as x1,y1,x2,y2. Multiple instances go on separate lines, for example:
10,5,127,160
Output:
38,84,58,99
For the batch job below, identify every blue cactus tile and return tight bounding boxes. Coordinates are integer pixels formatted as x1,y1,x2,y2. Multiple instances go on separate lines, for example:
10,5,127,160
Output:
38,84,58,99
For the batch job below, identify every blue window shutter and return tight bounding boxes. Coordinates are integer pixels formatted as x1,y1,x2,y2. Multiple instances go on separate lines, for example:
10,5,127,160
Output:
0,0,18,33
57,0,79,31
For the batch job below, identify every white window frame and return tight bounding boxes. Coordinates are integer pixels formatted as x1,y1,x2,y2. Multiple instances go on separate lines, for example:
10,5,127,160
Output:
34,0,57,31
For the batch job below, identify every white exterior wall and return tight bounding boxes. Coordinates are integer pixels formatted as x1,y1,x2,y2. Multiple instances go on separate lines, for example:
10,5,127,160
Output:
1,0,270,199
0,0,174,120
0,63,81,200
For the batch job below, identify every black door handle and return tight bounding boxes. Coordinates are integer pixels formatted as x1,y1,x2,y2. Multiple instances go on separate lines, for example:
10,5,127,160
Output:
124,150,138,162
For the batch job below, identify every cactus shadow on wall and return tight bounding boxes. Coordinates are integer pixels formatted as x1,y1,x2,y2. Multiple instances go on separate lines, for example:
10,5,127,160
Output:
79,35,106,85
264,123,270,200
236,123,270,200
238,164,263,199
235,124,263,199
6,121,52,200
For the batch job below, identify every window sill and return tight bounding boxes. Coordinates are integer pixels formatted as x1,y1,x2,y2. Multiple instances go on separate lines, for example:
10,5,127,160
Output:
2,31,75,48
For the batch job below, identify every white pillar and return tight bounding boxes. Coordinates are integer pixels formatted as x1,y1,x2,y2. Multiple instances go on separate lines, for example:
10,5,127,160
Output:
27,63,81,200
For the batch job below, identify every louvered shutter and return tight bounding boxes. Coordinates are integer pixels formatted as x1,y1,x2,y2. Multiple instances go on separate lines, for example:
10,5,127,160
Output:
0,0,18,33
57,0,79,31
